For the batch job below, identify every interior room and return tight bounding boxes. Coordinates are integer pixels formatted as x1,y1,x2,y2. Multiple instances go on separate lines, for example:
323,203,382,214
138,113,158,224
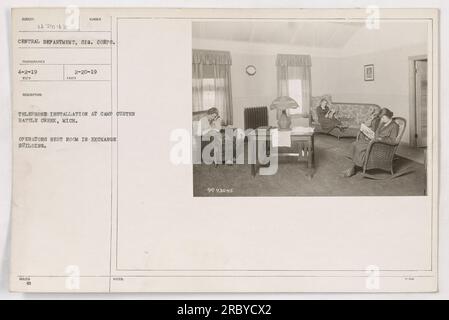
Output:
192,20,429,196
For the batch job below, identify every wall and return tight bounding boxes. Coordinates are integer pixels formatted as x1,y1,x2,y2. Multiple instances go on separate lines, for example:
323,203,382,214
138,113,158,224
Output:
330,43,427,143
327,21,429,143
230,52,277,128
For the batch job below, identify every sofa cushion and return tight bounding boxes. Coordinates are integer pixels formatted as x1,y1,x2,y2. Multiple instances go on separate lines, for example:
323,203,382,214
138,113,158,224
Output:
332,103,381,128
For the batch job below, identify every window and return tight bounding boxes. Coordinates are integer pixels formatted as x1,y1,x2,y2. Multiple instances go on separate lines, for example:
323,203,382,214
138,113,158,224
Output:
287,79,303,115
202,78,215,109
201,78,225,118
275,54,312,116
192,49,233,125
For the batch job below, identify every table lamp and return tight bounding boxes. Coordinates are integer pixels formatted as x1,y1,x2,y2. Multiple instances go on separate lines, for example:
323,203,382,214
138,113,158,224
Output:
269,96,299,131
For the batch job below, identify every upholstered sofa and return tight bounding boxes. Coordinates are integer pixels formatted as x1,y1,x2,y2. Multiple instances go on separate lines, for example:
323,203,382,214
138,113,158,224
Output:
310,95,381,139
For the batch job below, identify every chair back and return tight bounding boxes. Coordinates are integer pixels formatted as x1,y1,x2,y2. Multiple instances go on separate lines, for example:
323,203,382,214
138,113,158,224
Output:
393,117,407,145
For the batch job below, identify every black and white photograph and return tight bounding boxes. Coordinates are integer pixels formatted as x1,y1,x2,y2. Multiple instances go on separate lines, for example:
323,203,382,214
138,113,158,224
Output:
192,20,429,197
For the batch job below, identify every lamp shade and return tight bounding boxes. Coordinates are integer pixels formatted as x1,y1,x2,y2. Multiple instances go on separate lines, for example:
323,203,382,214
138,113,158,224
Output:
269,96,299,111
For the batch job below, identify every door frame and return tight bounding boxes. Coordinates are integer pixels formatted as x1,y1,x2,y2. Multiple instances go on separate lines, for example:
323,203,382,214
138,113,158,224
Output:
408,54,427,147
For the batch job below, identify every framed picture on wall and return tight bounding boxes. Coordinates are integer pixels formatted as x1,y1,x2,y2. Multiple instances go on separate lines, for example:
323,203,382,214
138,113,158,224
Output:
364,64,375,81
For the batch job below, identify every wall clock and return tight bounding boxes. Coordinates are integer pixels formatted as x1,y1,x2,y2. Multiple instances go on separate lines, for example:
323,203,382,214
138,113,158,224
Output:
245,65,257,76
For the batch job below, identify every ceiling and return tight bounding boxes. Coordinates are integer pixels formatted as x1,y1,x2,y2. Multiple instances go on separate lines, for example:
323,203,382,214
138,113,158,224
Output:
192,21,365,49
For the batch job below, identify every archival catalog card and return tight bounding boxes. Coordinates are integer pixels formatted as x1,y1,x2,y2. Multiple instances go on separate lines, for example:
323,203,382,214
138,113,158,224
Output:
10,7,439,292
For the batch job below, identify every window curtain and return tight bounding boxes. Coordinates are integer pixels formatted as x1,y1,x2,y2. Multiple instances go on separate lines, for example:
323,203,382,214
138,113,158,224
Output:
192,49,233,125
276,54,312,115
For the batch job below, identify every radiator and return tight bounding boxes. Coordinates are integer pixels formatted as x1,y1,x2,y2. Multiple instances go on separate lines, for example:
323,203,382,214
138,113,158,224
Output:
244,106,268,130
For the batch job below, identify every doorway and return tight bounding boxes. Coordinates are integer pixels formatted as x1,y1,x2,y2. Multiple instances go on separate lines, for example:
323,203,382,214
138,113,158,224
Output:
409,55,428,148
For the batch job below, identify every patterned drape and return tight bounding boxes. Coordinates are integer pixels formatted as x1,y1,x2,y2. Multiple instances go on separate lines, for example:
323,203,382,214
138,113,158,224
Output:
192,49,233,125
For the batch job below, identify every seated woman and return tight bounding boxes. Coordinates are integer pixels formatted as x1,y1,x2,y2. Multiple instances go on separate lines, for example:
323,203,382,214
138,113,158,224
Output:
316,98,346,134
197,107,222,136
343,107,399,177
198,107,239,164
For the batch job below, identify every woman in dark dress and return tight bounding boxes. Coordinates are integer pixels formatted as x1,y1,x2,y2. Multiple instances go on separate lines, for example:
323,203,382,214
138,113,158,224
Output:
316,98,345,133
343,107,399,177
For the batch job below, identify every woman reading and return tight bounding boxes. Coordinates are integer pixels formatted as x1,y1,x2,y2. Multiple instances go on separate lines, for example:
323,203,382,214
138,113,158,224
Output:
343,107,399,177
316,98,346,134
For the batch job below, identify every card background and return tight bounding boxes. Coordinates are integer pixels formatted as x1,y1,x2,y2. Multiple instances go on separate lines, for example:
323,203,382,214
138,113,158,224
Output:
1,0,448,299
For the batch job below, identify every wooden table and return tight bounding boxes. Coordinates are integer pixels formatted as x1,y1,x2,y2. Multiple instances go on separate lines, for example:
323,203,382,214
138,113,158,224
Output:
251,129,315,178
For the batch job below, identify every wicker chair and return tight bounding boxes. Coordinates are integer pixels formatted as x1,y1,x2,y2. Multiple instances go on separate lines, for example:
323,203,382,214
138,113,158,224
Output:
357,117,407,176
